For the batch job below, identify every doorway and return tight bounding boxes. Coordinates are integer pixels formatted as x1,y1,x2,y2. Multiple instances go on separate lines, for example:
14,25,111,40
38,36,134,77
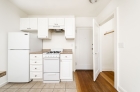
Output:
75,28,93,70
100,18,115,86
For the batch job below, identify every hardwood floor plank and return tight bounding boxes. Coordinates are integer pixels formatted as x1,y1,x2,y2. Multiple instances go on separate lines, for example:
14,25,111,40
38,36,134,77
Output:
75,70,118,92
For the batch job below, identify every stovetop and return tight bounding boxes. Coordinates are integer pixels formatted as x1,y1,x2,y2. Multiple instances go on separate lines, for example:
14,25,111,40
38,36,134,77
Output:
44,51,61,54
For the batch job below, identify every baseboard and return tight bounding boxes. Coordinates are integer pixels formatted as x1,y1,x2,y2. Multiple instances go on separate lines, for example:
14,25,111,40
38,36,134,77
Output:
0,81,8,87
118,86,127,92
102,67,114,71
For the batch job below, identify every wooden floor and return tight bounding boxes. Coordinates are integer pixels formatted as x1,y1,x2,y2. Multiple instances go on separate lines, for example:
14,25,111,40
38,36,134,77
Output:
100,71,114,87
75,70,118,92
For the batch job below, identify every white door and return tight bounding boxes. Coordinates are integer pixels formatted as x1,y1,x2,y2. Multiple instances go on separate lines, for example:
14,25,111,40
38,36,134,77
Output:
76,28,93,69
8,32,29,49
93,19,100,81
57,18,64,25
60,60,72,79
29,18,37,29
38,18,48,38
8,50,29,82
20,18,29,30
65,18,75,39
48,18,56,25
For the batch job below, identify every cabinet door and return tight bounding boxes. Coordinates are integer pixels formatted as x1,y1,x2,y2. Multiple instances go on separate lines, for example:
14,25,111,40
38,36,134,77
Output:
65,18,75,39
29,18,37,29
20,18,30,30
60,60,72,79
49,18,56,25
57,18,64,25
38,18,48,38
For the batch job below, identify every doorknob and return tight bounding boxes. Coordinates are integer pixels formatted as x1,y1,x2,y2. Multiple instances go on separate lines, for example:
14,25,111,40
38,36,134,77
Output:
92,48,93,50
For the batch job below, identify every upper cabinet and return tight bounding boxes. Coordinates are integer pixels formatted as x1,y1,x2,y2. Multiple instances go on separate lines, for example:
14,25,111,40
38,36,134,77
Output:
38,18,51,39
65,18,75,39
48,18,65,29
20,18,38,31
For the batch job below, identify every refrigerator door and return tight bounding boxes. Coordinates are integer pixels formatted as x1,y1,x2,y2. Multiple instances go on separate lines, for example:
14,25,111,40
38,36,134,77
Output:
8,50,30,82
8,32,29,49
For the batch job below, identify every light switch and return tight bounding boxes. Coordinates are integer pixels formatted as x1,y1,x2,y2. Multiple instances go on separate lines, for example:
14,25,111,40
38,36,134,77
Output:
119,43,125,48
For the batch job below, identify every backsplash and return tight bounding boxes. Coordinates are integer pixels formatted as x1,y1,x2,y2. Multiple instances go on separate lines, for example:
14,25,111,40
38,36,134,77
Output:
43,31,75,49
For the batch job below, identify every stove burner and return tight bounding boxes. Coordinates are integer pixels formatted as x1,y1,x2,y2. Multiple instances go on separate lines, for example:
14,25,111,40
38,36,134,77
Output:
46,51,61,54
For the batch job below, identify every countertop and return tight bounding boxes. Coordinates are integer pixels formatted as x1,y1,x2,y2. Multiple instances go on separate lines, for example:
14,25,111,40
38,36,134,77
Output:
0,71,6,77
60,49,73,54
30,49,72,54
29,49,51,54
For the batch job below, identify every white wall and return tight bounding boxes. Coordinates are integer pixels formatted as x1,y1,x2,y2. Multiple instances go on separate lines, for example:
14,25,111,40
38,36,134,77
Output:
0,0,27,86
97,0,140,92
100,19,114,71
43,32,74,49
76,17,93,28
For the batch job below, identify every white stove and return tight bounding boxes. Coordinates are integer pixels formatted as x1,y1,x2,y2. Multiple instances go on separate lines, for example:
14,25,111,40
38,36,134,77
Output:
43,51,61,58
43,49,63,83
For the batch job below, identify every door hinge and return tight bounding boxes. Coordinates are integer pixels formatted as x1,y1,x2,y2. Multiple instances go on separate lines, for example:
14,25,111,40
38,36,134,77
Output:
75,46,77,49
75,62,77,65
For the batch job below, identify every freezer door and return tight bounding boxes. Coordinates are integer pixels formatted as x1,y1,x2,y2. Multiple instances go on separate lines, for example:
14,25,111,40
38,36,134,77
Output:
8,50,30,82
8,32,29,49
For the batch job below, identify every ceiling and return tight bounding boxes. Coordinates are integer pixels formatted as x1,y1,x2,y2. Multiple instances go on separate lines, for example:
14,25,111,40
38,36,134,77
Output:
8,0,111,17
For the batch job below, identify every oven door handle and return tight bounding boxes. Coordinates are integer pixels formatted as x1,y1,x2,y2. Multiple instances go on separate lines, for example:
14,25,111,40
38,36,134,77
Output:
44,58,59,60
46,73,57,75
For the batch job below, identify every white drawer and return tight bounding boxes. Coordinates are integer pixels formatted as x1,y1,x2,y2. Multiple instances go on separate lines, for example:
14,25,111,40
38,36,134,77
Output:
30,54,42,59
30,72,42,78
44,73,59,80
30,60,42,64
30,65,42,72
60,54,72,59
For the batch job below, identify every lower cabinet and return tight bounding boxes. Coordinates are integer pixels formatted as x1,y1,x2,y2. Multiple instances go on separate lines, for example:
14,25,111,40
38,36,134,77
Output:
60,54,73,81
30,54,42,80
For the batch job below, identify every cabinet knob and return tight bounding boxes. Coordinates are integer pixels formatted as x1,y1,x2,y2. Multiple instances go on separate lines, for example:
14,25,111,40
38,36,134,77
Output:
35,56,37,57
35,68,37,69
35,75,37,77
35,62,37,63
65,56,67,57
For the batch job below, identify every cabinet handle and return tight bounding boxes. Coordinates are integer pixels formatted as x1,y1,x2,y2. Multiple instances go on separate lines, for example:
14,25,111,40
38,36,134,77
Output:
35,62,37,63
65,56,67,58
27,28,31,29
35,56,37,57
35,68,37,69
35,75,37,77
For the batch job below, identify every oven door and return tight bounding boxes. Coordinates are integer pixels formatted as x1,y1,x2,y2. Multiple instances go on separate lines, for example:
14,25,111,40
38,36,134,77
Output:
43,58,59,72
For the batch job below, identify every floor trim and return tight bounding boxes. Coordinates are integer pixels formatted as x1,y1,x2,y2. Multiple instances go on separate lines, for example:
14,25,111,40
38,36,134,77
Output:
118,86,127,92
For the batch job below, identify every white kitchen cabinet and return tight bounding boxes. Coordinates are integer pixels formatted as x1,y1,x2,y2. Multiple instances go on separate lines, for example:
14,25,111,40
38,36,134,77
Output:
38,18,51,39
30,54,42,79
48,18,65,29
65,18,75,39
20,18,37,31
60,54,73,81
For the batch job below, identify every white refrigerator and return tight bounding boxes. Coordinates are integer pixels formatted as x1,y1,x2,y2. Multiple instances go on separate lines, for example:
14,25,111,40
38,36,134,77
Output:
8,32,42,82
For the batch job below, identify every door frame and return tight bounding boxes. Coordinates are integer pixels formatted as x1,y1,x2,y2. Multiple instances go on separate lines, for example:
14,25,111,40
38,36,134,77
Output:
98,8,119,90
